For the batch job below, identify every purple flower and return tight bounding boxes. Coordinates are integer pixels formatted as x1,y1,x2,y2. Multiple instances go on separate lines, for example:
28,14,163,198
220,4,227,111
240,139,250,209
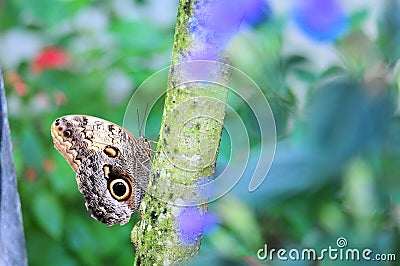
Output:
292,0,349,42
183,0,272,61
177,206,219,245
242,0,272,27
186,0,243,61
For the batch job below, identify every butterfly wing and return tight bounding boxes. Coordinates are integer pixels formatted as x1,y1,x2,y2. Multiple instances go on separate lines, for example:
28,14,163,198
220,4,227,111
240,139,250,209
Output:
51,115,151,226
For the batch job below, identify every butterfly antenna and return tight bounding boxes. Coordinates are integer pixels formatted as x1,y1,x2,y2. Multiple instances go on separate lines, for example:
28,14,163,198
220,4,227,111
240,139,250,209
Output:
140,103,150,137
137,109,142,136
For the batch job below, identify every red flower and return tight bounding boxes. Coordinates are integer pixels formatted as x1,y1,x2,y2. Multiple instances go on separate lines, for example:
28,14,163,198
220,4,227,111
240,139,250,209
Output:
25,167,38,181
6,71,28,96
53,90,68,106
42,158,56,173
32,47,69,73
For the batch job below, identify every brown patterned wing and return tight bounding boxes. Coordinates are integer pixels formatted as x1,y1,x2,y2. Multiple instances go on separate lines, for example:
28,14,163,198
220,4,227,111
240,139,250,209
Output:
51,115,151,226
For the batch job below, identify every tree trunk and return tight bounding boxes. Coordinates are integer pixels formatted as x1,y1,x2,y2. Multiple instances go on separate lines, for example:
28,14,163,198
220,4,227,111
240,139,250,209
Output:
131,0,242,264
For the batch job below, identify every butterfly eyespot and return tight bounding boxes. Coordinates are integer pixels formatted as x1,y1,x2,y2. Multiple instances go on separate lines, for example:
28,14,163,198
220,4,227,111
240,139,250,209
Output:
63,130,72,138
104,146,119,158
109,178,131,201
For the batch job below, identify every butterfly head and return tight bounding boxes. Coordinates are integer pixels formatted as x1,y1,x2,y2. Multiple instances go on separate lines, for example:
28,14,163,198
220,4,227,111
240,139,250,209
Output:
50,115,90,171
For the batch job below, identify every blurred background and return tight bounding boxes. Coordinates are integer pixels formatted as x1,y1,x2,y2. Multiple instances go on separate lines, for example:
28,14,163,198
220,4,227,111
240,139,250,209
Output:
1,0,400,265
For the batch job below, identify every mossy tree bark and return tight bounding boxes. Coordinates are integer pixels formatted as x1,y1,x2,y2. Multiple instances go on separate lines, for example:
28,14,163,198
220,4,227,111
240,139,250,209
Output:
131,0,242,264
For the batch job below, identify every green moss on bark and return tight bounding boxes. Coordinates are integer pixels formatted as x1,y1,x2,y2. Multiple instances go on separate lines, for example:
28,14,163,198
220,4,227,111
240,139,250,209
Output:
131,0,233,264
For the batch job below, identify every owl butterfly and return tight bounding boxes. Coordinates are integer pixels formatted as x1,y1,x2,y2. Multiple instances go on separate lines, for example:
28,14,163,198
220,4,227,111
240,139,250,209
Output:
50,115,151,226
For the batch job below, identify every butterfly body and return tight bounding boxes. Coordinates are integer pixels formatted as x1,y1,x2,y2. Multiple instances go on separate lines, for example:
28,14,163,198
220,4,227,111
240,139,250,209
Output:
51,115,151,226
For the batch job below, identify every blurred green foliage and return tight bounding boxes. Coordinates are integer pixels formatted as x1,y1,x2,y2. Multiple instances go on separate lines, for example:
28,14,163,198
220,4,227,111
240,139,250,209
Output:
1,0,175,265
1,0,400,265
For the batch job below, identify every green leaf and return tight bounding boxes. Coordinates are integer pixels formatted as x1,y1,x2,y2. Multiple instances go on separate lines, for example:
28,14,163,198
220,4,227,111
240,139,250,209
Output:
65,215,135,266
21,128,44,169
12,0,88,27
48,150,80,198
293,69,317,83
26,231,78,266
215,197,262,251
378,0,400,66
110,20,170,53
32,190,65,240
349,9,368,29
283,54,309,69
